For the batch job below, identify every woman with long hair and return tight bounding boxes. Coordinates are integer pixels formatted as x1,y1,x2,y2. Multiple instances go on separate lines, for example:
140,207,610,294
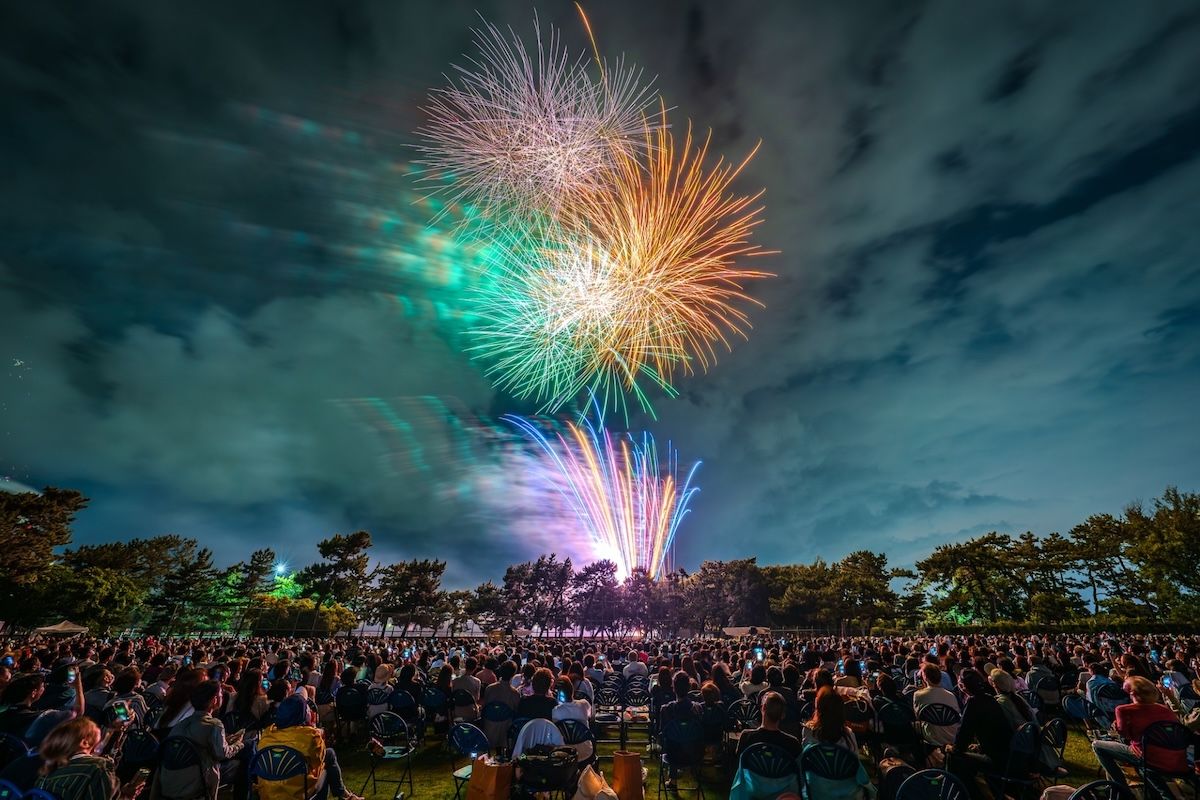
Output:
234,669,269,723
37,717,142,800
802,686,857,752
157,667,204,733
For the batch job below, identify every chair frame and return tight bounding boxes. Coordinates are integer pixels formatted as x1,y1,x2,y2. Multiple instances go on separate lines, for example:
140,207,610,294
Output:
250,744,311,800
361,712,415,800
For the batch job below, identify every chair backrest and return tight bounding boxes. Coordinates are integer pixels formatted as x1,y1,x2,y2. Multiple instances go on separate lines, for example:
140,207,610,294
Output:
449,723,489,759
369,711,409,740
118,729,160,768
420,687,448,713
387,689,416,713
24,789,58,800
1041,717,1067,752
221,710,247,734
594,688,622,709
482,701,514,723
660,718,703,763
366,686,392,706
0,779,21,800
727,698,761,728
917,703,961,727
623,685,651,707
507,717,531,754
1019,690,1043,711
1061,694,1086,721
843,698,874,724
896,769,970,800
0,734,29,770
251,744,309,782
739,742,798,780
556,719,594,746
1095,684,1129,706
1139,720,1192,772
451,689,477,708
800,742,858,780
1068,780,1136,800
335,684,367,718
160,737,203,770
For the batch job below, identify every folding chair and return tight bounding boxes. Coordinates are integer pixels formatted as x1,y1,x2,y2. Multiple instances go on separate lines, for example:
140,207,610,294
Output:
896,769,971,800
800,742,860,800
0,780,21,800
657,718,705,800
982,722,1040,800
737,741,799,793
361,712,414,800
1067,780,1136,800
1136,720,1199,800
250,745,311,800
448,723,489,800
592,688,625,752
557,718,597,768
0,735,29,771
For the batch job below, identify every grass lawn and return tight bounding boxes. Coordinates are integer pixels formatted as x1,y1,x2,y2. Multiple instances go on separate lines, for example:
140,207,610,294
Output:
326,719,1109,800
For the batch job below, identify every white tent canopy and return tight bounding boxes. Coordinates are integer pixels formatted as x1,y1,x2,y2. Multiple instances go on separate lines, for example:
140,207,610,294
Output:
34,620,89,636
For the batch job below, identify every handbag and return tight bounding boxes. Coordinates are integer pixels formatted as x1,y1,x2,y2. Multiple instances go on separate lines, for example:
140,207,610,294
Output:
467,755,514,800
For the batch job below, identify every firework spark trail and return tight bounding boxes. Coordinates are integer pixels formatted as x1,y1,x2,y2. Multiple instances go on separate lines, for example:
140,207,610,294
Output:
504,410,700,579
467,108,772,417
416,14,659,226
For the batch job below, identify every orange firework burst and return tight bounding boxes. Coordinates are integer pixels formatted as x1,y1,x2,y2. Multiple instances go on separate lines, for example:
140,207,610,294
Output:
557,108,774,406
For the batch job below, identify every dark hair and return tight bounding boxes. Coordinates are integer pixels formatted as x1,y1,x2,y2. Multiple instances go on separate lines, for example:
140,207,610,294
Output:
958,667,989,698
531,668,553,696
189,680,223,712
672,671,691,700
497,660,517,682
236,669,265,715
113,667,140,695
1,673,44,705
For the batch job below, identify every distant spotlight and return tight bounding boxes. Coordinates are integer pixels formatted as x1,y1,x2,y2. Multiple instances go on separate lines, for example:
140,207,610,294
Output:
275,564,287,575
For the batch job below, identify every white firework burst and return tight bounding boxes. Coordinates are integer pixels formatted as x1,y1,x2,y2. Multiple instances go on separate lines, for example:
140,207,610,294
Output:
415,13,659,225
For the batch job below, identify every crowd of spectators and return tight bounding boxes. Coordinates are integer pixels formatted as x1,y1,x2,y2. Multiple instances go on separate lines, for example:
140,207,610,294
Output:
0,631,1197,800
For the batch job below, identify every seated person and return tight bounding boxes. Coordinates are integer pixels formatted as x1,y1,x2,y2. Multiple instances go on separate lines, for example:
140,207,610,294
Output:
800,686,857,753
255,695,362,800
515,668,557,721
450,658,481,721
913,663,960,747
946,669,1011,799
659,671,703,731
550,677,591,725
36,717,143,800
737,691,803,760
153,681,244,800
1092,676,1187,789
3,674,83,743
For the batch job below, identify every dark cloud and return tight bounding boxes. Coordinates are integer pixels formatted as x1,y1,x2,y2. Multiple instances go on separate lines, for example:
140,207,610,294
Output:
1,0,1198,585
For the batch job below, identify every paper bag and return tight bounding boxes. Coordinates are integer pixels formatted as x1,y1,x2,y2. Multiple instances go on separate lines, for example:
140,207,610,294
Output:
467,756,513,800
611,750,643,800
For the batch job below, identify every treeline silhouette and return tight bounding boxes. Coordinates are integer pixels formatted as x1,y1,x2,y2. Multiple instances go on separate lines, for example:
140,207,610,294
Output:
1,485,1195,635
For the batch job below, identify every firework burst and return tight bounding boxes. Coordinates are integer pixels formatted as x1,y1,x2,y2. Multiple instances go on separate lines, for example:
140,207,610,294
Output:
416,14,659,225
505,410,699,580
468,110,772,416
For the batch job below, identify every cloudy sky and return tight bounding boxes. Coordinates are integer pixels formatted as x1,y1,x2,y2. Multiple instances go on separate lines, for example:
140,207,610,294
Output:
2,0,1198,585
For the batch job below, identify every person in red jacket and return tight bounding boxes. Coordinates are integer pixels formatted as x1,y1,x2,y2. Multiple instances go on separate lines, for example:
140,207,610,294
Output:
1092,676,1187,787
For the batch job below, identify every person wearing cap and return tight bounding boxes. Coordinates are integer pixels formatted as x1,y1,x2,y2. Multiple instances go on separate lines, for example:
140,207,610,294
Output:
255,694,362,800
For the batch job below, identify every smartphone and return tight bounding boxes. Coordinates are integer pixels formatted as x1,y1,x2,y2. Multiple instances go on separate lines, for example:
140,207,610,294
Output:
67,668,77,683
262,679,271,691
1163,675,1173,688
557,690,568,703
113,701,131,722
745,660,753,672
403,648,412,659
183,656,192,666
929,645,937,656
598,655,605,662
754,648,764,662
859,660,867,674
2,656,15,668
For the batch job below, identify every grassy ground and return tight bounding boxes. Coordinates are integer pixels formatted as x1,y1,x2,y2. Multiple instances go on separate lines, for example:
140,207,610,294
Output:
327,719,1110,800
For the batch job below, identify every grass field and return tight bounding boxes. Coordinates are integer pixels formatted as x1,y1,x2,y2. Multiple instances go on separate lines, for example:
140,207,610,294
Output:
323,718,1109,800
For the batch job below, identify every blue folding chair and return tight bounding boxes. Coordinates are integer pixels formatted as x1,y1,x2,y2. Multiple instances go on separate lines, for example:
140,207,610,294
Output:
657,718,705,800
896,769,971,800
24,789,58,800
449,723,489,800
982,723,1040,800
739,741,799,780
117,729,159,770
1062,694,1086,722
0,735,28,771
506,717,531,761
362,712,414,799
0,780,20,800
800,742,860,800
250,745,311,800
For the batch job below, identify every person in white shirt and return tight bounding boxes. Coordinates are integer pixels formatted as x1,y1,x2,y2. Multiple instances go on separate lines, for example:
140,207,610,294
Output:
622,651,648,680
913,663,960,747
551,677,591,724
144,664,176,701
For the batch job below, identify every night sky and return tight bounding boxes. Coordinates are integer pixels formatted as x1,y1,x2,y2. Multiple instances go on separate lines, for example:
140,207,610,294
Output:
2,1,1198,586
